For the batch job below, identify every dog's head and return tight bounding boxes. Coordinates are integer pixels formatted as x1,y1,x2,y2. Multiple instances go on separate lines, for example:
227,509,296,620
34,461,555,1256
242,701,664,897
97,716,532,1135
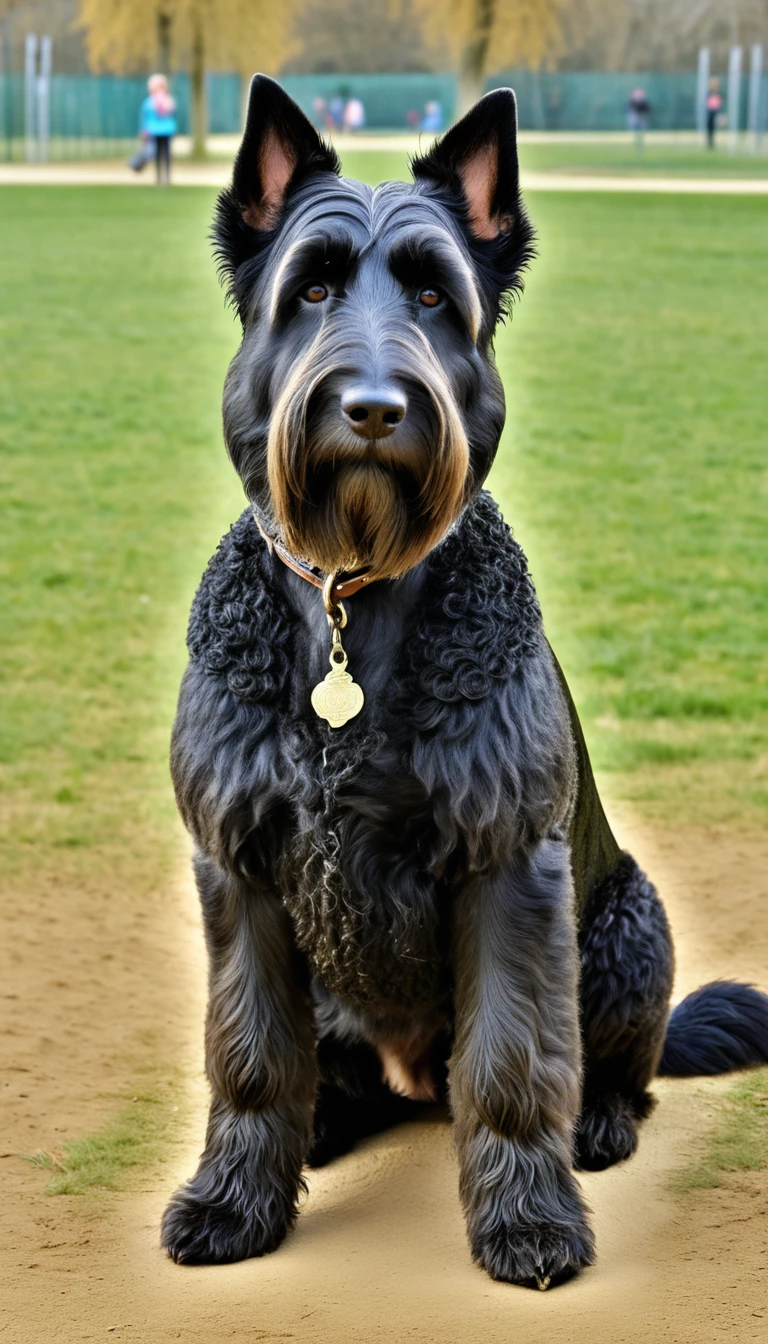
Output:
215,75,533,578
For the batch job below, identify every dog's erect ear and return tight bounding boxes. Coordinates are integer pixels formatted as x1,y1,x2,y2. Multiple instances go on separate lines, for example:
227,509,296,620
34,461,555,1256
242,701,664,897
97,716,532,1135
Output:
232,74,340,230
411,89,521,241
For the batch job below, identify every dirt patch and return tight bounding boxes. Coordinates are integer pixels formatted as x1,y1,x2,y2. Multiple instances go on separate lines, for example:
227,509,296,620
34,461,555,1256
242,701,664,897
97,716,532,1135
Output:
1,817,766,1343
3,163,768,194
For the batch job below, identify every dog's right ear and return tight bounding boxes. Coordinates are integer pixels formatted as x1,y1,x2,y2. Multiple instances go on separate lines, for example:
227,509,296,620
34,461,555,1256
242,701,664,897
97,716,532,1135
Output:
412,89,522,241
214,76,340,309
232,74,340,230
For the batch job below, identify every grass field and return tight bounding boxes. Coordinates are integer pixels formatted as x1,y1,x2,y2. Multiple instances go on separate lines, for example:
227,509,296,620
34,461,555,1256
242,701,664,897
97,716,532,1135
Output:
1,167,767,1190
494,190,768,821
520,138,768,177
675,1068,768,1193
5,133,767,178
0,189,242,901
340,140,768,185
3,173,766,886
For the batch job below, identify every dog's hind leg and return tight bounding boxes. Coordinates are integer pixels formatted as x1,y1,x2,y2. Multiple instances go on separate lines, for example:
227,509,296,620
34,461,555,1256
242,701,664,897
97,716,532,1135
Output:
576,852,674,1171
450,839,595,1288
161,853,316,1264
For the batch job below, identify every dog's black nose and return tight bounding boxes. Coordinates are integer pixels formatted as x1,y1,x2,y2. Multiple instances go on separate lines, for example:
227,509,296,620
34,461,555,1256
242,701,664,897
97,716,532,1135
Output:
341,386,407,439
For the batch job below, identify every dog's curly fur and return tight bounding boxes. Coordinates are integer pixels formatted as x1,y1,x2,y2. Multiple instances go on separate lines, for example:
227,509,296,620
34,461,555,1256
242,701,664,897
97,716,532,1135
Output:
162,76,768,1286
185,492,550,1011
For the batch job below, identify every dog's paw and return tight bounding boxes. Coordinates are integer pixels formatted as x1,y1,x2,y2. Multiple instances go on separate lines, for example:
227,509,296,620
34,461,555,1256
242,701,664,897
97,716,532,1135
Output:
471,1219,595,1289
161,1177,293,1265
575,1094,640,1171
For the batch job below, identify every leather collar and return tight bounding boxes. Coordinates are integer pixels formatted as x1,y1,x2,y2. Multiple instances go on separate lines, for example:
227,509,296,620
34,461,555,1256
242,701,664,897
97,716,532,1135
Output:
254,512,377,604
273,538,376,603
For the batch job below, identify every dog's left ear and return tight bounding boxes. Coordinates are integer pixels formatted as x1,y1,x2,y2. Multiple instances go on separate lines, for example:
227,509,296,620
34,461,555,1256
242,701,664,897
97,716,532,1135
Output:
232,74,340,230
411,89,522,241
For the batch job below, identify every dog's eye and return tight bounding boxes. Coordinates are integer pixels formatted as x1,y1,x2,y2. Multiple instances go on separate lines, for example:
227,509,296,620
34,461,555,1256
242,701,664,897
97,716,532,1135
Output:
418,288,441,308
304,284,328,303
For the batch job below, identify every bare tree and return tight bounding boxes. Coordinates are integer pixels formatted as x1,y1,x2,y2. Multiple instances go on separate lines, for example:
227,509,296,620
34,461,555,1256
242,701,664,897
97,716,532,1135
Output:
285,0,440,74
419,0,570,113
77,0,294,157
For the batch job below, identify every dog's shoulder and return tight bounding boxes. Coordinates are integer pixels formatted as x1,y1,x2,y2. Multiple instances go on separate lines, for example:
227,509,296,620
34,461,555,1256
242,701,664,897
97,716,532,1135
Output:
405,489,543,724
186,508,292,706
400,492,576,859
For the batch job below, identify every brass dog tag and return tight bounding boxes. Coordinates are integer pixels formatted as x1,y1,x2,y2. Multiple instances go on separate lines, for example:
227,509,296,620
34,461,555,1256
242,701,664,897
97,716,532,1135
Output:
311,624,364,729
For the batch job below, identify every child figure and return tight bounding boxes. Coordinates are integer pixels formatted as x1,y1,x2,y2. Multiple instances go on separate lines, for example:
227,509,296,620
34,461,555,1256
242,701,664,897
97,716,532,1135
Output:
706,78,723,150
140,74,177,184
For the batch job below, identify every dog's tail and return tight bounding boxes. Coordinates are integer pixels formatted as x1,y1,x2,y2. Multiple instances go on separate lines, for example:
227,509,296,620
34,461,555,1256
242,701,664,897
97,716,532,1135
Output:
658,980,768,1077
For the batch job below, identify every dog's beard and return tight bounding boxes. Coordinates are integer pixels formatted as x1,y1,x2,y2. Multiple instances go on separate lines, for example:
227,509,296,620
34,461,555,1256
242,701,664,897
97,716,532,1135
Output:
267,328,470,578
283,461,409,575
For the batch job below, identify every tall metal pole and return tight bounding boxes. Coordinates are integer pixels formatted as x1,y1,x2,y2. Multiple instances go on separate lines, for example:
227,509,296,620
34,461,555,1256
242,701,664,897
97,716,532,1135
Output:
747,44,764,153
1,17,12,162
696,46,710,145
24,32,37,163
37,34,51,163
727,44,742,154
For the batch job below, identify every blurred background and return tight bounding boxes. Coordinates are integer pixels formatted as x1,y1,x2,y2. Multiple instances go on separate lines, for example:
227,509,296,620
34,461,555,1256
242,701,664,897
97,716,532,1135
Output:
1,4,767,1341
1,0,767,160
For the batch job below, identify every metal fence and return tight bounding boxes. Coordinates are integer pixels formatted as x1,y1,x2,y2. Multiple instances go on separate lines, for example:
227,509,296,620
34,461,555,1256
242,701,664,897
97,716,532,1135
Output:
0,67,241,160
1,62,765,160
283,70,709,133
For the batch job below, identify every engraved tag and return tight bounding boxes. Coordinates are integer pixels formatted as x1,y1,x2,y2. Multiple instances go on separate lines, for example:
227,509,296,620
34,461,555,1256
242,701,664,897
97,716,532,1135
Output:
311,629,364,729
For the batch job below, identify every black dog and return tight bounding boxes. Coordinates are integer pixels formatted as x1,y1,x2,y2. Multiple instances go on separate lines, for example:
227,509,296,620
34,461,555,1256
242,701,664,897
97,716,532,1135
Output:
161,76,768,1287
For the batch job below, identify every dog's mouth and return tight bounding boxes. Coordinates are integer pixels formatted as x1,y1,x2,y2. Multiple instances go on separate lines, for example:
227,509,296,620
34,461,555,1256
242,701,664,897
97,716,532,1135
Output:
277,455,425,576
267,366,471,578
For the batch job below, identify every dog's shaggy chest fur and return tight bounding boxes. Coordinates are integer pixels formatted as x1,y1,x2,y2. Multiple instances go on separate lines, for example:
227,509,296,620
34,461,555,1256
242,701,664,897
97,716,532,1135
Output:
180,491,573,1015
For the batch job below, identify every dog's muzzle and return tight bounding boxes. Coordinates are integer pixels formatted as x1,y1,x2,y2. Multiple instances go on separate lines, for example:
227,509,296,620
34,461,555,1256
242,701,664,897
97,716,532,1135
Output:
267,322,470,577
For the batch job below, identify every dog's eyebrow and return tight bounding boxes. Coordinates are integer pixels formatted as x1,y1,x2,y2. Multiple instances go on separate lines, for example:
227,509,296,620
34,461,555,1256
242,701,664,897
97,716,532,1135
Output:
269,232,357,325
387,229,483,343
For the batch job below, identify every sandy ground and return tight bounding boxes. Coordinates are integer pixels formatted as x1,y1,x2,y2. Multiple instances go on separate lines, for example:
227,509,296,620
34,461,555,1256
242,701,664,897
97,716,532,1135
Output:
2,814,767,1344
2,161,768,194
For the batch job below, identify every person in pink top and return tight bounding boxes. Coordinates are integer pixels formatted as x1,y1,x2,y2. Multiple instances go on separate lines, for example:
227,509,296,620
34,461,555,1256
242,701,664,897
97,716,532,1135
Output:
706,77,723,149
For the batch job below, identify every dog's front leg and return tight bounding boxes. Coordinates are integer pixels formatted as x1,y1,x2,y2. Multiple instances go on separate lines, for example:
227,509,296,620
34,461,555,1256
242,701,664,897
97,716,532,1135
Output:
162,853,316,1264
450,837,595,1288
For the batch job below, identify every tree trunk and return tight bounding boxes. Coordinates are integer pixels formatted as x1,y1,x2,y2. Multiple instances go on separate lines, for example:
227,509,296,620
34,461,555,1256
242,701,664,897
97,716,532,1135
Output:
190,13,206,160
157,11,172,75
456,0,496,118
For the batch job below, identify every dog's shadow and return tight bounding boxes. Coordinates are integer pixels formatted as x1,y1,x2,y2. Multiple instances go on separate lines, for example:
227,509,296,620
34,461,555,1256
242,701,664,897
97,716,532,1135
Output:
294,1106,457,1248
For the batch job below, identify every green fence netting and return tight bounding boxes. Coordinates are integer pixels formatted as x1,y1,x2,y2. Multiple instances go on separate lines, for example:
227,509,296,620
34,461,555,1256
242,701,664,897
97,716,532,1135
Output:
0,71,239,158
0,68,761,159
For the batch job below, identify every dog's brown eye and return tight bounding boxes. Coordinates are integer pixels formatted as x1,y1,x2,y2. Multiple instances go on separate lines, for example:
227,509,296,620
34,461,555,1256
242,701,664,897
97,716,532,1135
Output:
304,284,328,303
418,288,440,308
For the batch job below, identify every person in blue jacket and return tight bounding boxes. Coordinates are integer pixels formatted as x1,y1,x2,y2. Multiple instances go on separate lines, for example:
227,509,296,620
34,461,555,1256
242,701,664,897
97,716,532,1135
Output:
139,74,177,184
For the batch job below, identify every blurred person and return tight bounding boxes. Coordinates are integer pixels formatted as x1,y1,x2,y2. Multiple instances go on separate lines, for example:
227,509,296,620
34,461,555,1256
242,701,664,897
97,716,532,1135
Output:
422,100,444,132
343,96,365,132
627,87,650,147
706,78,723,149
327,94,345,130
311,96,328,130
138,74,177,184
128,134,155,173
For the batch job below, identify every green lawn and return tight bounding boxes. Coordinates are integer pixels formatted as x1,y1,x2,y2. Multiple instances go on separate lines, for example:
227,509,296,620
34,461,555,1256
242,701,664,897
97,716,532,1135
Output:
492,189,768,821
520,139,768,178
1,173,766,915
0,188,242,891
675,1067,768,1193
341,140,768,187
